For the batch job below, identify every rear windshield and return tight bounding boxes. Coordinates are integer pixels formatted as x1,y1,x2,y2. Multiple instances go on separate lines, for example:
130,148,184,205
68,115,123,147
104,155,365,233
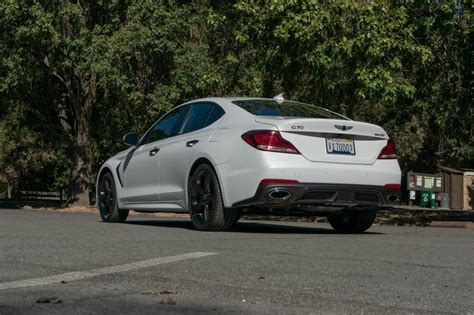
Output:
232,99,347,120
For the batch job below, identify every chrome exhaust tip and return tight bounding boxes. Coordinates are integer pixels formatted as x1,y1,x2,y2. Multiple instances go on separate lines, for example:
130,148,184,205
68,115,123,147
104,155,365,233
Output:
388,194,399,202
268,189,291,200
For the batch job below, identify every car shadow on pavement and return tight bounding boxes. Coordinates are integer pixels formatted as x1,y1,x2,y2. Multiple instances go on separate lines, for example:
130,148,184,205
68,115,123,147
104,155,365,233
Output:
124,219,383,235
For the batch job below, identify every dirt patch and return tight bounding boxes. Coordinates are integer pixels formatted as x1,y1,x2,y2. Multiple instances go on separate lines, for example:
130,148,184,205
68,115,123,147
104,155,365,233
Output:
159,297,177,305
36,297,63,304
141,289,178,295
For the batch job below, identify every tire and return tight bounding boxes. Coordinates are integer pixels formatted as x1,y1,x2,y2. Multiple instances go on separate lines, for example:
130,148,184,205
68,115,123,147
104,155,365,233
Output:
98,172,129,223
188,163,239,231
231,210,241,226
327,211,377,233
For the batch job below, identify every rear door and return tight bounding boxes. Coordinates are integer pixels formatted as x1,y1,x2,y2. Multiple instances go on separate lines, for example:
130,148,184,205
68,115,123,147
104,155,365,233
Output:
158,102,224,202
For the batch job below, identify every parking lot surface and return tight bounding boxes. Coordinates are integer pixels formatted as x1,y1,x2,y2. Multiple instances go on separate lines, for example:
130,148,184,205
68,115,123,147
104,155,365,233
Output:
0,209,473,314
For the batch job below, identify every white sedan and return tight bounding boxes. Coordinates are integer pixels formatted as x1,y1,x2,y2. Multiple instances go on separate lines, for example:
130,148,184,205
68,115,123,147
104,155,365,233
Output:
96,96,401,233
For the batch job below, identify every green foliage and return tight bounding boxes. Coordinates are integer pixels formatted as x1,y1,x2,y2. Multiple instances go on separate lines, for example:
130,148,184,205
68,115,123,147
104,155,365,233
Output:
233,0,472,170
0,0,472,200
0,104,68,191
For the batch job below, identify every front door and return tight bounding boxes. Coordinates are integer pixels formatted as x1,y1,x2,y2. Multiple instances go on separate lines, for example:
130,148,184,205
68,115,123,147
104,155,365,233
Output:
121,143,161,204
122,104,190,205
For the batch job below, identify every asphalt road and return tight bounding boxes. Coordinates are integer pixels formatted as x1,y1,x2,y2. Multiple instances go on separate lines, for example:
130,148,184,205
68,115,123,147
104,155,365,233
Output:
0,209,473,314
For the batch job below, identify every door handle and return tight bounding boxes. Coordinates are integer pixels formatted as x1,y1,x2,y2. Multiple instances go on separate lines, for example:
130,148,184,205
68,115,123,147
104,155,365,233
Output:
186,140,199,148
149,147,160,156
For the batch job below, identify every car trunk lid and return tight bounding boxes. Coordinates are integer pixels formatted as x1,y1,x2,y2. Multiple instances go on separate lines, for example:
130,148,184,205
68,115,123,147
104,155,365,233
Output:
255,117,388,165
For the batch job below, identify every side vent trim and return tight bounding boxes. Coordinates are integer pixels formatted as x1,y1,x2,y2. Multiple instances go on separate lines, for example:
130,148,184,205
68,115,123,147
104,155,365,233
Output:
116,163,124,188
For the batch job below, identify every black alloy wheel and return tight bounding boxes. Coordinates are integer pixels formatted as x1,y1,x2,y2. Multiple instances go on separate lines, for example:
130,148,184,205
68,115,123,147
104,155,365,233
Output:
188,164,239,231
98,172,129,222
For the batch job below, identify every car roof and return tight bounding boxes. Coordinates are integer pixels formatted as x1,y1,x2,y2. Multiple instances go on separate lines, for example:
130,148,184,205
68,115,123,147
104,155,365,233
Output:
187,96,292,108
182,97,340,117
186,97,271,103
180,97,273,116
170,97,349,122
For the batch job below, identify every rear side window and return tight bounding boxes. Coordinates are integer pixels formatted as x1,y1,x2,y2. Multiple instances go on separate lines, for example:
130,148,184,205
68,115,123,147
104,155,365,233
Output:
142,105,189,144
181,103,214,134
205,105,225,127
232,99,347,120
180,103,225,134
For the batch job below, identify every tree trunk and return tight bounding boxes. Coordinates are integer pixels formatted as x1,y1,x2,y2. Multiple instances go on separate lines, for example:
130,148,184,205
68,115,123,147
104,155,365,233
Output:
68,146,92,206
7,182,11,199
67,95,94,207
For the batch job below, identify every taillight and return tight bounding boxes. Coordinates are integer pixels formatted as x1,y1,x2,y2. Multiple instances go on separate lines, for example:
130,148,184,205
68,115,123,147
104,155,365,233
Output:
241,130,300,154
378,139,397,159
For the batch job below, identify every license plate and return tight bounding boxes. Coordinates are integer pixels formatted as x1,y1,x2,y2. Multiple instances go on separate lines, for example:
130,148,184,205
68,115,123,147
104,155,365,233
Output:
326,138,355,155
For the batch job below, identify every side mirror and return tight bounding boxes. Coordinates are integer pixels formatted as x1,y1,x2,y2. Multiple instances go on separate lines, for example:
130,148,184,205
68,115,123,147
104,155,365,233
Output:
123,132,140,147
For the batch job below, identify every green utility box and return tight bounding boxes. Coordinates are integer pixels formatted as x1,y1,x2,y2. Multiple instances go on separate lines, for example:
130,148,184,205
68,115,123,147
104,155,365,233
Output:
420,191,436,208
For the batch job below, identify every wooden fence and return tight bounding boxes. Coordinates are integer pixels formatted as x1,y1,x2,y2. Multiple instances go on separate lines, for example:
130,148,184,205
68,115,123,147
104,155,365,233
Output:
7,190,65,202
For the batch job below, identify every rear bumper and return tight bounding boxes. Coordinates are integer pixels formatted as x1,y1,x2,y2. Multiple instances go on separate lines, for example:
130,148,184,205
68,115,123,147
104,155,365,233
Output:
232,183,400,210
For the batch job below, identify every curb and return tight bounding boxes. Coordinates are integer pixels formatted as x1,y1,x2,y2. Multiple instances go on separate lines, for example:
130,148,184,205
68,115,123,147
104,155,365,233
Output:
430,221,474,229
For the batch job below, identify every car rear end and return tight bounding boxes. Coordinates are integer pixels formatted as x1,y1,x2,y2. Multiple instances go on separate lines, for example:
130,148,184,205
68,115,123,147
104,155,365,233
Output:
221,99,401,214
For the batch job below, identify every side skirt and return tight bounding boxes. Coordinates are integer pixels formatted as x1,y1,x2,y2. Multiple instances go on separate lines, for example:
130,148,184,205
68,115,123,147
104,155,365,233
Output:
120,201,188,213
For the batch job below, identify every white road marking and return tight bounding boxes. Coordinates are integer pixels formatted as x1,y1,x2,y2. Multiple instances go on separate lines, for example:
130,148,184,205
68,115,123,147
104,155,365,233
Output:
0,252,216,291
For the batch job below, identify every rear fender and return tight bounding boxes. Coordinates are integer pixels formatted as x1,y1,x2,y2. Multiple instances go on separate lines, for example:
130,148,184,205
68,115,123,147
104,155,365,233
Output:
185,153,230,209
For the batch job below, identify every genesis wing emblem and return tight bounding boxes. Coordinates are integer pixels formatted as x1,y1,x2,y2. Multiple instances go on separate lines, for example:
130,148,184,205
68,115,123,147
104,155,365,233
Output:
334,125,353,131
